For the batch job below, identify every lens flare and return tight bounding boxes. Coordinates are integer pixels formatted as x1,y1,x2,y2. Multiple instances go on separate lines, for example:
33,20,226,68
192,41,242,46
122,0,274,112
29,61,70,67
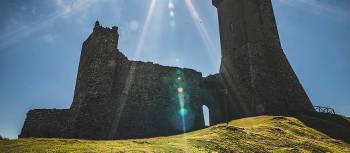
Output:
168,0,176,31
168,2,174,9
177,87,184,93
179,108,188,116
174,69,190,152
170,11,175,17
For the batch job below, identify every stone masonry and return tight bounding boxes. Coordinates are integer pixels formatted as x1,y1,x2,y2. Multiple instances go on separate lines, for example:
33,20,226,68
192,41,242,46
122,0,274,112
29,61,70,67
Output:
213,0,314,118
20,0,314,140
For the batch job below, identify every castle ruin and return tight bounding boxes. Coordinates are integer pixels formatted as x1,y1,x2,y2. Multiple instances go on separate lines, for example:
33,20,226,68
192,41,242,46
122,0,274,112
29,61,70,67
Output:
20,0,314,140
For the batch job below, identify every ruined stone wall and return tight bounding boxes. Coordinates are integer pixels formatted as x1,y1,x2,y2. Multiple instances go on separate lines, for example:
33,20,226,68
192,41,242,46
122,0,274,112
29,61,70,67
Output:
108,62,208,139
19,109,71,138
20,0,316,139
20,22,224,139
20,23,222,139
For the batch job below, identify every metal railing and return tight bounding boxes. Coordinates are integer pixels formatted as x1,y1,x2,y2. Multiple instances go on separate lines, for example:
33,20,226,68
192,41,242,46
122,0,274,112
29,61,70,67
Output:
314,106,336,115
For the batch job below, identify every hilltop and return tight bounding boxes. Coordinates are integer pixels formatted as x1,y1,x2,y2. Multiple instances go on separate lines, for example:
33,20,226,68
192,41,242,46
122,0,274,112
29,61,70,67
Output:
1,115,349,152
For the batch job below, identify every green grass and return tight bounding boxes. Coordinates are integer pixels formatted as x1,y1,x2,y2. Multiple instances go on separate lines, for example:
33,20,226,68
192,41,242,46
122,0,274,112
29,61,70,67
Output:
1,116,349,153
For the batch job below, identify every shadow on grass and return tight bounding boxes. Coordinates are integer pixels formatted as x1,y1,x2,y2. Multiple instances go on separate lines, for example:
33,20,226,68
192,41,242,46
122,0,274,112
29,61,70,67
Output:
294,112,350,144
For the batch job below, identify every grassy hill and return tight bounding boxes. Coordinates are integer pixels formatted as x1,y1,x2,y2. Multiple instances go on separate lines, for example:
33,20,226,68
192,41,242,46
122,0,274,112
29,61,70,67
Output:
345,117,350,122
1,116,349,152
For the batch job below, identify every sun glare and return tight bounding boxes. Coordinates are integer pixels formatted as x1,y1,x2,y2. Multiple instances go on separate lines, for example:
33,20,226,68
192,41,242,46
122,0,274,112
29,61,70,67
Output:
109,0,158,139
112,1,213,151
184,0,219,67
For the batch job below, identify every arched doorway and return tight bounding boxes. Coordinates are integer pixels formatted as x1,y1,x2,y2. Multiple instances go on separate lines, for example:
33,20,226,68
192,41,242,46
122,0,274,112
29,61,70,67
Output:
202,105,210,127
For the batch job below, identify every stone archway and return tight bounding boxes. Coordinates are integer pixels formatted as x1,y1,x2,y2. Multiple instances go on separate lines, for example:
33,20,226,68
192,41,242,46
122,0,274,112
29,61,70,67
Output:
202,105,210,127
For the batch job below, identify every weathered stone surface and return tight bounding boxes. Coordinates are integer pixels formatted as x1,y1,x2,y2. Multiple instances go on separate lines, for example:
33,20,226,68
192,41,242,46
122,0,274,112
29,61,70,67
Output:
19,109,71,138
20,0,314,140
213,0,314,118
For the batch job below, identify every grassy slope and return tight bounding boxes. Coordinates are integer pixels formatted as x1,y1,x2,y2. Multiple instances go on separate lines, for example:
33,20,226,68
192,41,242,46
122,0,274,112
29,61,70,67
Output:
1,116,349,153
345,117,350,122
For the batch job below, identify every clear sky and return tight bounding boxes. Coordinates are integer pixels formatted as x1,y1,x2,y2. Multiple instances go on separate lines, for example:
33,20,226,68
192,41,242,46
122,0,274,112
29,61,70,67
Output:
0,0,349,139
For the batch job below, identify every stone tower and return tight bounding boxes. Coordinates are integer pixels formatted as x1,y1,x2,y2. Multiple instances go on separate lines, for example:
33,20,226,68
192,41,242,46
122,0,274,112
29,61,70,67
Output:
213,0,314,118
69,21,126,139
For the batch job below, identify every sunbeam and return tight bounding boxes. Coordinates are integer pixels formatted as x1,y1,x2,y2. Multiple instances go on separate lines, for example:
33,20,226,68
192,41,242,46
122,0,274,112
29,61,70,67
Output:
184,0,219,67
134,0,158,60
0,0,98,51
108,0,159,139
175,69,189,152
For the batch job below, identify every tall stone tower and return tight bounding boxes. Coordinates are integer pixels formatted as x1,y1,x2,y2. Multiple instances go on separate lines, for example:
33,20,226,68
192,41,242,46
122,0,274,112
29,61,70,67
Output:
213,0,314,118
69,21,128,139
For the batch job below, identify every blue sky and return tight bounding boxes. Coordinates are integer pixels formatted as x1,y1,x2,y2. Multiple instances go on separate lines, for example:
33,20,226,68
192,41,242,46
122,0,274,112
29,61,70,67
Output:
0,0,349,138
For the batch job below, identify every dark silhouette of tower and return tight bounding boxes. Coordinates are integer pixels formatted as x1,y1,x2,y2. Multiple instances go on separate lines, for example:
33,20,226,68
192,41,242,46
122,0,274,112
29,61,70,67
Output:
213,0,314,118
